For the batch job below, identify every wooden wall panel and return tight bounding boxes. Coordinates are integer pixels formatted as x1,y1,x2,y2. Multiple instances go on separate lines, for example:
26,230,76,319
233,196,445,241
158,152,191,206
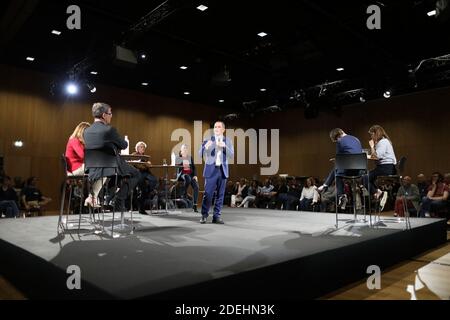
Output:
1,64,449,210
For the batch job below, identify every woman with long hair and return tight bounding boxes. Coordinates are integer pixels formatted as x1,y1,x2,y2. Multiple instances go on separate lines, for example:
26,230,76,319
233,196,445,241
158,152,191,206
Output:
366,125,397,211
65,122,90,176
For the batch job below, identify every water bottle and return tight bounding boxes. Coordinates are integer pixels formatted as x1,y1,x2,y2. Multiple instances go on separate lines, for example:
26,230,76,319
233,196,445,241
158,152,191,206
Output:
171,151,176,166
121,135,130,155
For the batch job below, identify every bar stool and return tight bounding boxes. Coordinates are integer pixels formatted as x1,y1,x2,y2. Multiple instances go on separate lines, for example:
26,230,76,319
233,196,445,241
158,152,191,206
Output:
58,154,93,232
84,149,134,238
334,153,371,228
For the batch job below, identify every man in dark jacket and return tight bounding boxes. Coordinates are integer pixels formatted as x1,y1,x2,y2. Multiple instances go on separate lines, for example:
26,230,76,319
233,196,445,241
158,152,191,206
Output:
83,102,140,210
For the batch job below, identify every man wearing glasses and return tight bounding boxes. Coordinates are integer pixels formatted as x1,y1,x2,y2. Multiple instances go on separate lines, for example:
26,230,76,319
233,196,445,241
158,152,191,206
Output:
84,102,140,210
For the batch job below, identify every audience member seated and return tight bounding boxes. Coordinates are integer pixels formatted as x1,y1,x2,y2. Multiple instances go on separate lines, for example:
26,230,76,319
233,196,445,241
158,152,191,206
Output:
132,141,158,214
238,180,258,208
320,183,336,213
299,177,319,211
416,173,429,201
0,176,20,218
255,178,275,208
418,172,449,217
394,176,420,217
274,178,289,209
278,178,302,210
231,178,248,207
20,176,52,215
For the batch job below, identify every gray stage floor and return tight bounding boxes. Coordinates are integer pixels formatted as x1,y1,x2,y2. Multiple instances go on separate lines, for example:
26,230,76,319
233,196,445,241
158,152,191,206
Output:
0,208,442,299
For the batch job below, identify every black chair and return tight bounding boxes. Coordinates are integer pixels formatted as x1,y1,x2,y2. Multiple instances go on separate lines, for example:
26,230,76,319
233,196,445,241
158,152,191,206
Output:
334,153,371,228
84,148,134,237
375,156,411,229
58,154,90,232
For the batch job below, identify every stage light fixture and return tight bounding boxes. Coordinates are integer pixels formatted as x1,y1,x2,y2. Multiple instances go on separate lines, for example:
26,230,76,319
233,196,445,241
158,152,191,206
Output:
336,67,344,71
197,5,208,11
87,83,96,93
26,57,35,62
427,10,437,16
66,83,78,95
184,91,190,95
180,66,188,70
51,30,61,35
383,91,391,98
257,32,268,37
219,99,225,103
90,71,98,75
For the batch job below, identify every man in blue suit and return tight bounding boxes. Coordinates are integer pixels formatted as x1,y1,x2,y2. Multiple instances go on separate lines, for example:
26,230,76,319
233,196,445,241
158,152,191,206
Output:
199,121,234,224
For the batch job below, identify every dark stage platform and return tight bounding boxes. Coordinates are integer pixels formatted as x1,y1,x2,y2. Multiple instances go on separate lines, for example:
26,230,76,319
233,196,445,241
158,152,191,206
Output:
0,208,447,299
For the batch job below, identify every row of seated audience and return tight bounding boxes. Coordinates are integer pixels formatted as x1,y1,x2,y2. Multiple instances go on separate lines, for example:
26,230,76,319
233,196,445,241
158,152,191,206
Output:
0,175,52,218
222,172,449,219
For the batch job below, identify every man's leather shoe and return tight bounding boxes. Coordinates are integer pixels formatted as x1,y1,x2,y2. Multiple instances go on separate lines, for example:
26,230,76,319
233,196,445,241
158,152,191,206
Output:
212,217,224,224
193,205,198,213
200,216,207,224
139,209,149,215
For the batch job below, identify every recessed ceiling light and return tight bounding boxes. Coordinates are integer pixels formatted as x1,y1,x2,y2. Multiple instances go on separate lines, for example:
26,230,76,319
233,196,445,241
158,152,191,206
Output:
197,5,208,11
141,82,149,86
51,30,61,35
336,67,344,71
141,54,147,59
219,99,224,103
184,91,190,95
180,66,188,70
260,88,267,92
427,10,436,16
26,57,35,61
257,32,268,37
90,71,98,75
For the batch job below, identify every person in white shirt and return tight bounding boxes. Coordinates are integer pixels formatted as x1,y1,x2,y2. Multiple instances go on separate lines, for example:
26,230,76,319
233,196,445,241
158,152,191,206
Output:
199,121,234,224
365,125,397,211
299,177,319,211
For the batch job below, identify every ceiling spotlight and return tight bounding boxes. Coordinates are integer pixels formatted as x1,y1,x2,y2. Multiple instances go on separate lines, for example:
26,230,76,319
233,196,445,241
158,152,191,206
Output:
219,99,224,103
383,91,391,98
66,83,78,95
257,32,268,37
197,5,208,11
141,54,147,59
87,84,96,93
26,57,35,61
427,10,436,16
90,71,98,75
260,88,267,92
184,91,190,95
13,141,24,148
51,30,61,35
141,82,149,86
180,66,188,70
336,67,344,71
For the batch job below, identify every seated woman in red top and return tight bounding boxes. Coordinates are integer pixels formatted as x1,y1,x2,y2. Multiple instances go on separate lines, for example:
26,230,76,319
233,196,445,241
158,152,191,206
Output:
65,122,90,176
